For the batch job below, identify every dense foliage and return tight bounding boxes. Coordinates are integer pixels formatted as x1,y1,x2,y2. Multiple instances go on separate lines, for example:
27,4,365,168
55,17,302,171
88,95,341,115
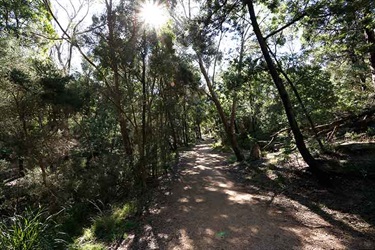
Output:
0,0,374,248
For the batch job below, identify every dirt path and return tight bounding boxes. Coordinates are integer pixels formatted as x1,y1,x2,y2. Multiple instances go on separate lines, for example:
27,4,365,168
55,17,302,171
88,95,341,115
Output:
121,141,374,249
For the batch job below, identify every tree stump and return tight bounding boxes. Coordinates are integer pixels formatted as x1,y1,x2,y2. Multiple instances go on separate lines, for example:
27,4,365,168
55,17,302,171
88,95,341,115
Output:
250,142,261,160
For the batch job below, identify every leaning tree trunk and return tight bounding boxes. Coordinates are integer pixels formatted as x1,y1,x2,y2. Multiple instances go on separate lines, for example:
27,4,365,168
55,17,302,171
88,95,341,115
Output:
267,46,325,152
245,0,319,171
197,55,244,161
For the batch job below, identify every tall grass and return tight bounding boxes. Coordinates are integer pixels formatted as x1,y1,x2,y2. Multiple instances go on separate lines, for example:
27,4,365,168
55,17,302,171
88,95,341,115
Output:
0,208,65,250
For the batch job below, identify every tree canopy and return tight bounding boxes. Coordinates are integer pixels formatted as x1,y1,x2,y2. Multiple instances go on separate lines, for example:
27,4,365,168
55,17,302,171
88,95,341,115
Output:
0,0,374,248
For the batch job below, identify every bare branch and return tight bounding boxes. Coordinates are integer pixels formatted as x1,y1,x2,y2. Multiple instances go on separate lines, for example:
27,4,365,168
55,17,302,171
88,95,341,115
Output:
264,12,307,40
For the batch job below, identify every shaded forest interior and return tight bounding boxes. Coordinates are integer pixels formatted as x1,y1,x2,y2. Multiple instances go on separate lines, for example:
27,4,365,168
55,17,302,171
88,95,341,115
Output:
0,0,375,249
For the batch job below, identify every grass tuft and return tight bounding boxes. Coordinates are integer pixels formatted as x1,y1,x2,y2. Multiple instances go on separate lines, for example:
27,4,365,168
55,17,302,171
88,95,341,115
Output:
70,201,138,248
0,208,64,250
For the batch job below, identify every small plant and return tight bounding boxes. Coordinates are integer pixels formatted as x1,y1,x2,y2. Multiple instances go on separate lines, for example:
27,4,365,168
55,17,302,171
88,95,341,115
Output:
344,131,355,140
0,208,65,250
69,242,106,250
211,140,232,153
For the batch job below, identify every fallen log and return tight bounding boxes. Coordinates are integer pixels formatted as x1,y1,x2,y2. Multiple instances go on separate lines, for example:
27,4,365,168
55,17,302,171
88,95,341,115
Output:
262,106,375,152
314,106,375,136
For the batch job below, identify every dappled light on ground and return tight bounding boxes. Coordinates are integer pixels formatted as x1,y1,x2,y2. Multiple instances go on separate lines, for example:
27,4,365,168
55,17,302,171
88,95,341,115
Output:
120,141,373,249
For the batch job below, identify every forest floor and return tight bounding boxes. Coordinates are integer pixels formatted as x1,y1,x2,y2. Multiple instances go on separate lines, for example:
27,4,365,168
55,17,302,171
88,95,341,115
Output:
118,140,375,250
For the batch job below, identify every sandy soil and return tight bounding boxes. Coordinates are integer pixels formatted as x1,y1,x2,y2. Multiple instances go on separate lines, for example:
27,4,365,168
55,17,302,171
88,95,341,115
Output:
119,141,375,250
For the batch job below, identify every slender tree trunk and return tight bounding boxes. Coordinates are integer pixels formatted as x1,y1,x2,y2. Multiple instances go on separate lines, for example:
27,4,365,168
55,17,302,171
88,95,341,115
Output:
229,97,244,160
41,166,47,187
196,120,202,139
106,0,134,165
245,0,318,170
139,32,148,187
365,28,375,89
118,114,133,158
114,67,134,164
14,95,28,177
166,109,178,150
18,158,25,177
182,100,189,146
267,46,325,151
198,55,244,161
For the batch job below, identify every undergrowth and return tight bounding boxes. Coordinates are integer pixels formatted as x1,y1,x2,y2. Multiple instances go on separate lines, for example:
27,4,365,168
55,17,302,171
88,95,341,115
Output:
0,208,65,249
69,201,138,249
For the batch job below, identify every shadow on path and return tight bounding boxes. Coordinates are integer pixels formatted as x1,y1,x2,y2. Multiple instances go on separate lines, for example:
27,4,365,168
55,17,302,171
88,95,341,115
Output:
122,141,366,249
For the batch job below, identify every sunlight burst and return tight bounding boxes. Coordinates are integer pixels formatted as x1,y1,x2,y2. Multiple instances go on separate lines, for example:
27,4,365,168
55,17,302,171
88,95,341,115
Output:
139,0,168,29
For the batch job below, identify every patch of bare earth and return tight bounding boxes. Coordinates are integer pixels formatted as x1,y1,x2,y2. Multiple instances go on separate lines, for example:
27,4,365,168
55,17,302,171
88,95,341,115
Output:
119,141,375,249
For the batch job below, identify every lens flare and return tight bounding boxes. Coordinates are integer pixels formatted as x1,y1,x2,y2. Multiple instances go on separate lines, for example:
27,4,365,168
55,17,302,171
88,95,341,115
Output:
139,0,168,29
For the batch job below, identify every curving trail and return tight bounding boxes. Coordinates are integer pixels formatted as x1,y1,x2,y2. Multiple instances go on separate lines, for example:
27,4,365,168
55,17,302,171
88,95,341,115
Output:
121,141,373,250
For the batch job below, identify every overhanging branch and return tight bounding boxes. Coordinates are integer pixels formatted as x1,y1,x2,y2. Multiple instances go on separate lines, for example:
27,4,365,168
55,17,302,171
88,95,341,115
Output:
264,12,307,40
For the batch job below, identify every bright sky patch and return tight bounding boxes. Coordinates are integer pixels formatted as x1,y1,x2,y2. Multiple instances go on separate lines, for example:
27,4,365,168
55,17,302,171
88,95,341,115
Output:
139,0,168,29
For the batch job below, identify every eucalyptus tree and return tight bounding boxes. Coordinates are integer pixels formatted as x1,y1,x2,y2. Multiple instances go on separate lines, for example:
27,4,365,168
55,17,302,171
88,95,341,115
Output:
300,0,375,90
0,0,53,40
174,0,247,161
45,0,204,186
242,0,324,174
265,0,375,93
72,0,137,175
257,0,374,124
189,0,326,172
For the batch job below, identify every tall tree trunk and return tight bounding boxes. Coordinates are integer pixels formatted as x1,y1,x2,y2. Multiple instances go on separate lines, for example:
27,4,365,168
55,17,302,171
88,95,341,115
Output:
139,33,147,187
365,28,375,89
196,120,202,139
118,113,133,160
166,109,178,150
197,55,244,161
18,158,25,177
229,97,244,161
106,0,134,165
245,0,318,170
182,100,189,146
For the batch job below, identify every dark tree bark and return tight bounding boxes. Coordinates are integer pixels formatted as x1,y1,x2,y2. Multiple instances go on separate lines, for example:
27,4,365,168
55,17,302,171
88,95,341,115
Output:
244,0,319,171
166,109,178,150
365,28,375,89
196,120,202,139
105,0,134,165
18,158,25,177
183,100,190,146
139,31,148,187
